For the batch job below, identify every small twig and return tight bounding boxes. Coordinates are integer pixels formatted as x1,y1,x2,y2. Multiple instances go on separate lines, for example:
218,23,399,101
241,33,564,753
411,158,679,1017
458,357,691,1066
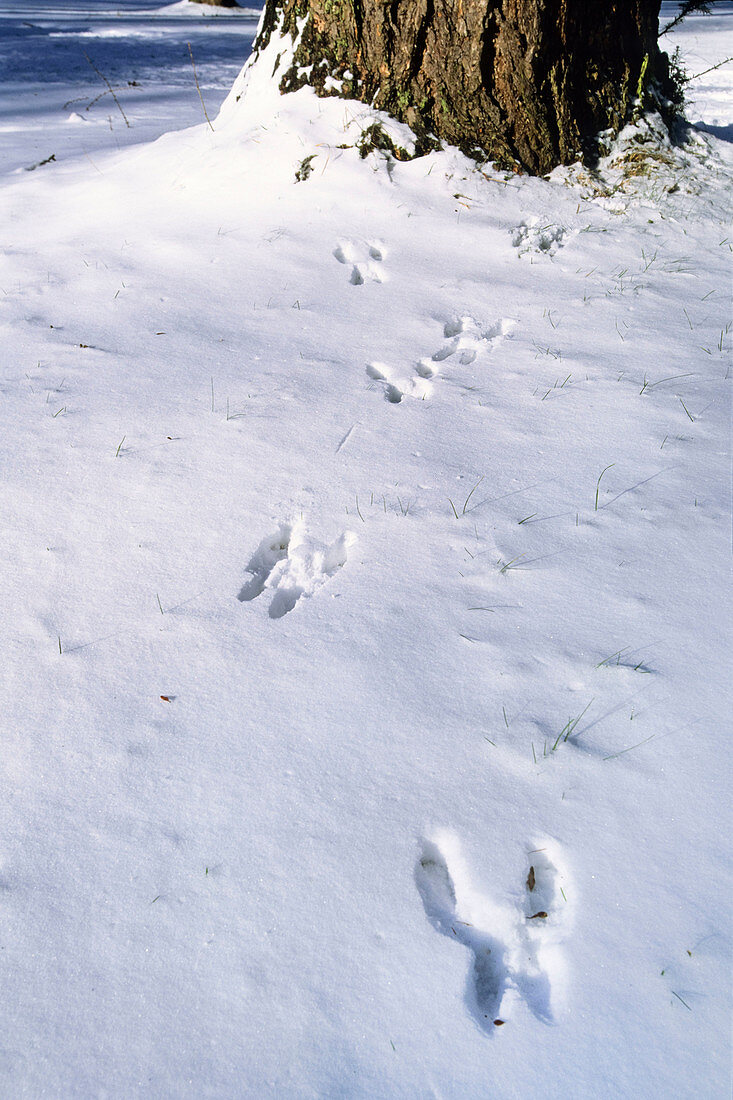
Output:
688,56,733,81
660,2,712,37
188,42,214,132
82,51,129,127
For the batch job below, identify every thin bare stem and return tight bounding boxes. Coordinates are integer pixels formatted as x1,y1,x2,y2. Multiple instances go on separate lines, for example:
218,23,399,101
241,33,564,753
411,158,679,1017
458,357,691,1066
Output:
82,51,130,127
689,56,733,81
188,42,214,132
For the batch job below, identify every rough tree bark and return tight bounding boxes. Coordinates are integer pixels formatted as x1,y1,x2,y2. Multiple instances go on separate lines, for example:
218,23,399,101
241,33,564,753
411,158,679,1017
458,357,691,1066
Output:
252,0,673,174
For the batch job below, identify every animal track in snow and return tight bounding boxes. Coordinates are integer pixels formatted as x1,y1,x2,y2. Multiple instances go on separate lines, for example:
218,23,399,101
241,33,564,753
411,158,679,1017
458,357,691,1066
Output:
364,317,514,404
511,219,566,257
333,239,387,285
237,522,291,603
238,521,355,619
421,316,516,375
415,833,572,1033
365,361,432,403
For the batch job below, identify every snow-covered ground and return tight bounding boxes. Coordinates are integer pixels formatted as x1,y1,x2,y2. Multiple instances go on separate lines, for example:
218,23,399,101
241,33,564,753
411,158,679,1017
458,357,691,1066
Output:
0,0,260,175
1,2,731,1096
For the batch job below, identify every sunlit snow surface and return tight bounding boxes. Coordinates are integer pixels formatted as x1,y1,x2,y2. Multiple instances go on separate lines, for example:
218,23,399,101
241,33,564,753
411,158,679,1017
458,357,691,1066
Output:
0,2,731,1097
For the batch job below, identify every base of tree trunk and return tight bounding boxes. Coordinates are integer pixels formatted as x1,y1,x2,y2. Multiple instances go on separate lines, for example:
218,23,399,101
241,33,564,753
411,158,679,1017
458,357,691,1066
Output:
251,0,678,175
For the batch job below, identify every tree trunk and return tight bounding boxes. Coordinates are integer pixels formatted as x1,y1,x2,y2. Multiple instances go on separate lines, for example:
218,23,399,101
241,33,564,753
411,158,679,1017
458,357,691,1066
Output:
252,0,672,174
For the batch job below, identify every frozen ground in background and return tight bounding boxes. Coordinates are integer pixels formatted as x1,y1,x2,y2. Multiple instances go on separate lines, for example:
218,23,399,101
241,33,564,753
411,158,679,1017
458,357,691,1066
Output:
0,2,731,1097
0,0,261,174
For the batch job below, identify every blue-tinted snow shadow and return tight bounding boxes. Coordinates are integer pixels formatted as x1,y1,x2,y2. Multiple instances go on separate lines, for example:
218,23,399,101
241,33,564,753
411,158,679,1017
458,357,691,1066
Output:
0,5,261,86
693,121,733,144
0,27,259,86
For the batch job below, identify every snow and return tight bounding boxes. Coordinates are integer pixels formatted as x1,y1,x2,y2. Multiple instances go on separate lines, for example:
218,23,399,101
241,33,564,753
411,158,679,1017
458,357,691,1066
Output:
1,1,731,1096
0,0,260,175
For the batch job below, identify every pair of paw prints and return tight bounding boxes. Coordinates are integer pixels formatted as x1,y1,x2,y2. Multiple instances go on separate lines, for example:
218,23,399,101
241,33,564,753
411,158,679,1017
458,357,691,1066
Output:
416,833,572,1033
366,316,516,404
238,521,355,619
333,239,387,285
365,361,432,404
428,316,516,368
512,219,566,257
